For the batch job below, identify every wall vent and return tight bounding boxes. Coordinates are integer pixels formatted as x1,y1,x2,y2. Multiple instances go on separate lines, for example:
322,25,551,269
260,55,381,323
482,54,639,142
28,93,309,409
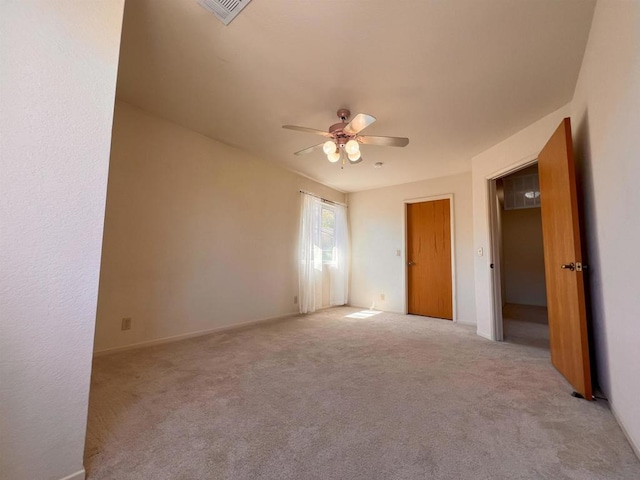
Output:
197,0,253,26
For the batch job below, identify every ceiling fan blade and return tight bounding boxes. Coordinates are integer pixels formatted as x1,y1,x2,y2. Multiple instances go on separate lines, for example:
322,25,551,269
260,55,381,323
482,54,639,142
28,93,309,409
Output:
283,125,333,138
294,143,325,156
343,114,376,135
358,135,409,147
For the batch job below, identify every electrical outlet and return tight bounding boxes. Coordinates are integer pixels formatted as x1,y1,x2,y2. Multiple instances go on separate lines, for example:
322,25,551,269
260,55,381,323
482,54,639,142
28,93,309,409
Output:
293,295,298,304
380,293,385,301
121,317,132,331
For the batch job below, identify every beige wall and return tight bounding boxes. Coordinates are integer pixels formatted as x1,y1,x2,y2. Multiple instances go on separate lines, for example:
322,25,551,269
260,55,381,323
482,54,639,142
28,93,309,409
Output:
348,172,476,324
501,208,547,307
470,0,640,455
570,0,640,455
94,101,344,353
471,103,571,339
0,2,124,479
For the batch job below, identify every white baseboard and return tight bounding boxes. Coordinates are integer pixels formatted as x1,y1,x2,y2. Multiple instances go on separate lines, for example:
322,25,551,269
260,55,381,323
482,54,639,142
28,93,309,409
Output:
455,319,477,326
93,312,300,357
59,468,85,480
610,403,640,460
476,329,494,341
345,303,371,310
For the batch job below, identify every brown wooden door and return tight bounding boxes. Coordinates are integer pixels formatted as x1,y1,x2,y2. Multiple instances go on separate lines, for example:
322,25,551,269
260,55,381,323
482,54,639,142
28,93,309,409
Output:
538,118,592,400
407,199,453,319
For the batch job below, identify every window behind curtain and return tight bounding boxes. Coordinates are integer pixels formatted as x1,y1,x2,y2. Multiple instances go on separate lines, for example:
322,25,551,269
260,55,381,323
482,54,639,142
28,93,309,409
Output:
321,204,336,264
298,193,349,313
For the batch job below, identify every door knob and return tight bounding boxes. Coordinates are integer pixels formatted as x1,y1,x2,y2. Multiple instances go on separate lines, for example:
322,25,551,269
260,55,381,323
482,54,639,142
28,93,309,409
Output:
561,262,575,271
408,261,415,266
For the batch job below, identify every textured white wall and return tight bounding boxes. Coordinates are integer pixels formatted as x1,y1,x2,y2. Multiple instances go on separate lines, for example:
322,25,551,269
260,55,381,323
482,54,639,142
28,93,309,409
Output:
0,2,124,480
570,0,640,454
348,172,476,324
94,101,344,353
471,104,571,339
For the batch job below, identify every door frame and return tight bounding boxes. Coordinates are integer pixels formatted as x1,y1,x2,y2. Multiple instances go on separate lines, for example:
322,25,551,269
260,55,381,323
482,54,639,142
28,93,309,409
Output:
486,155,539,340
403,194,457,322
488,178,504,341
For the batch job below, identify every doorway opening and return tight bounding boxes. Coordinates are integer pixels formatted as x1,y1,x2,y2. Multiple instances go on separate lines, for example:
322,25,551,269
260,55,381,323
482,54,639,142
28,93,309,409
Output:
489,163,549,350
488,119,592,398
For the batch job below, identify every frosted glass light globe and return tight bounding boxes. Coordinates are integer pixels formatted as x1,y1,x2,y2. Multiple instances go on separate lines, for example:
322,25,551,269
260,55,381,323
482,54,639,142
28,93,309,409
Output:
345,139,360,155
323,141,336,154
348,151,361,161
328,150,340,163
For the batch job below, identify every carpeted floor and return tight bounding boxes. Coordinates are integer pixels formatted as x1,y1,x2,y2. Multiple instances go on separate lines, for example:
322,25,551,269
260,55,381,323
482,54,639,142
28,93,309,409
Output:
503,303,550,350
85,307,639,479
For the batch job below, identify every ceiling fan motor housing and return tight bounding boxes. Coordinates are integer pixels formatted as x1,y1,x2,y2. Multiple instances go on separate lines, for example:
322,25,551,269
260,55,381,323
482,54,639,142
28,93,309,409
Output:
336,108,350,121
330,110,355,145
329,124,351,145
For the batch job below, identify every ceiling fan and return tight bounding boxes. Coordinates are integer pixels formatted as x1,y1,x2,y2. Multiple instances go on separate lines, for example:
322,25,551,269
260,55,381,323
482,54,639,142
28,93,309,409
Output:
283,109,409,166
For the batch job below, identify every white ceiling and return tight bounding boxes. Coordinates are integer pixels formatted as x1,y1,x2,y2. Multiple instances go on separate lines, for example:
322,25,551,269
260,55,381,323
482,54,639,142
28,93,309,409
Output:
116,0,596,193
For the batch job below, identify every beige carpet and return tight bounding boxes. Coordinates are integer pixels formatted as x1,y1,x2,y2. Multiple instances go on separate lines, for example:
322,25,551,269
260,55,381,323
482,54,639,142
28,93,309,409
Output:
85,307,639,479
503,303,550,350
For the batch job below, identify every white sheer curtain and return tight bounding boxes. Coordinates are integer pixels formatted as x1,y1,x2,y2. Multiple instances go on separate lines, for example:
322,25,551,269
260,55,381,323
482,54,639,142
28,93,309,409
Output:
298,193,349,314
298,193,322,313
329,203,349,306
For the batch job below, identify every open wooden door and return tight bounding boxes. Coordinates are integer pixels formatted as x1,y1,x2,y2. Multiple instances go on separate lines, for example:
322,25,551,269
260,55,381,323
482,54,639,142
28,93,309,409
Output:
407,199,453,319
538,118,592,400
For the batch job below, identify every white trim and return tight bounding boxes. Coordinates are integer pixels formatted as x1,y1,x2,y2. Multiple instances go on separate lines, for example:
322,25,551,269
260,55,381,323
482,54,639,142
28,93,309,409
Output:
610,403,640,461
93,312,299,357
486,154,538,181
487,179,504,342
476,330,494,341
314,304,343,311
58,469,85,480
456,319,477,326
484,154,539,341
403,194,457,322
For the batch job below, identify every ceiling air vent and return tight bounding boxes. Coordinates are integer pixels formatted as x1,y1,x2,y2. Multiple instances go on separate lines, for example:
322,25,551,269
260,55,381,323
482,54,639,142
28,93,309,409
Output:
197,0,253,26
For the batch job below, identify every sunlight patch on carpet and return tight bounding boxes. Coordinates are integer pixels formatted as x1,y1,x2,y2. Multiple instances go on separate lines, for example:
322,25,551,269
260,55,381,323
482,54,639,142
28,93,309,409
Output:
344,310,382,319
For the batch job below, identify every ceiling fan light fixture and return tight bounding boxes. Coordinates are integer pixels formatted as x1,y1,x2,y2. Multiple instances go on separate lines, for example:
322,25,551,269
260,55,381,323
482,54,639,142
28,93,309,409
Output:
327,150,340,163
282,109,409,166
345,139,360,155
322,140,336,154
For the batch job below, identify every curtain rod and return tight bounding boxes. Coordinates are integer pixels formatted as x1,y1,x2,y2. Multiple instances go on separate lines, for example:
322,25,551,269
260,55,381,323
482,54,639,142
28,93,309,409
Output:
299,190,347,207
